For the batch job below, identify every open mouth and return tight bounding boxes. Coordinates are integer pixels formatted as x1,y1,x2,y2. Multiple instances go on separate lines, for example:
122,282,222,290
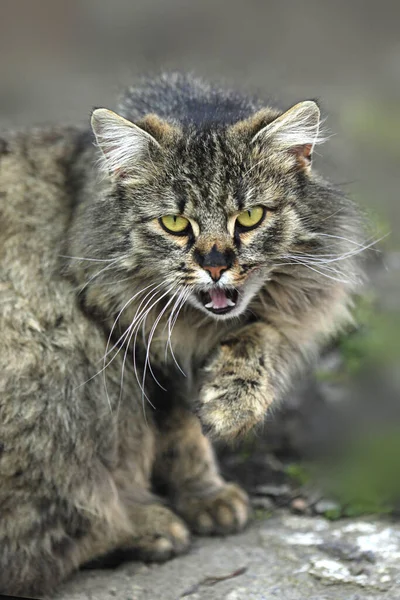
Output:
197,288,239,315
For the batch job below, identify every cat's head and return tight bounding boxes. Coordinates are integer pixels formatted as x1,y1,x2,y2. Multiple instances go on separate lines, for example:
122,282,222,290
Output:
90,101,326,320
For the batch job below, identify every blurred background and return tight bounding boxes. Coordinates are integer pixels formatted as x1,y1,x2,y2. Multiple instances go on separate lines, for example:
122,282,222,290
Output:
1,0,399,518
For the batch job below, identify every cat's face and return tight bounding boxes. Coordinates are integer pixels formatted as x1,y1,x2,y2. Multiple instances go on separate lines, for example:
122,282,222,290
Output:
91,103,323,320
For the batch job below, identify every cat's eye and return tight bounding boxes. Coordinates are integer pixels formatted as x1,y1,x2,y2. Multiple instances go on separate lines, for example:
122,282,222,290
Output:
160,215,190,235
236,206,265,230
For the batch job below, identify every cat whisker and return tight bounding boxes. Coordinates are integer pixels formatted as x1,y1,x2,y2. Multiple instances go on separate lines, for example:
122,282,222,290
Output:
101,281,164,364
140,289,180,408
317,207,346,223
128,286,179,422
104,282,164,413
316,231,388,251
78,257,123,295
279,257,354,284
295,234,386,267
165,286,191,376
163,287,186,351
118,285,174,415
140,312,168,392
73,283,162,408
59,254,118,263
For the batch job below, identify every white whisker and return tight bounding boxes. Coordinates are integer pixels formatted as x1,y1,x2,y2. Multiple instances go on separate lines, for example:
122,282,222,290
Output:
140,288,179,408
101,281,164,364
78,257,122,295
281,257,353,284
165,286,191,376
103,282,163,413
72,282,161,407
59,254,118,263
119,285,173,413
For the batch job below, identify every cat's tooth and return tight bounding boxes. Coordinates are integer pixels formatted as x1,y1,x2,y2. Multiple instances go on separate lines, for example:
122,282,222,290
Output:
205,301,214,309
226,298,236,307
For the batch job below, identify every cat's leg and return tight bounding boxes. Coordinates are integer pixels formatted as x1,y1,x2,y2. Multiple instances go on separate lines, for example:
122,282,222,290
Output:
196,321,287,440
0,375,189,596
1,421,191,599
111,410,191,563
0,476,190,597
154,406,249,535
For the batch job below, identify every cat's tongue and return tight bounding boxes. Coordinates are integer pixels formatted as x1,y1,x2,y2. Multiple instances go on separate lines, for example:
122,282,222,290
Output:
205,288,235,310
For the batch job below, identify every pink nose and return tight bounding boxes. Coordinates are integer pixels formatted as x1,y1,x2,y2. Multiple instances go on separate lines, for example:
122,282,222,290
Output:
203,265,227,282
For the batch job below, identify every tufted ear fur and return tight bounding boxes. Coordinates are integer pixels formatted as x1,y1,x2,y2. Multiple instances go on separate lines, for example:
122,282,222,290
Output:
91,109,163,178
252,101,324,169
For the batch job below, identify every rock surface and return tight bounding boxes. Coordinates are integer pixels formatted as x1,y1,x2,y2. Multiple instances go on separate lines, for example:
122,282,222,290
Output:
54,513,400,600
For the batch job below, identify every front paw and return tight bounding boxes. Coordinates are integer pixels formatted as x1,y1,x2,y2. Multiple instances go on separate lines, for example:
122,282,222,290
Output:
197,345,273,440
197,379,269,440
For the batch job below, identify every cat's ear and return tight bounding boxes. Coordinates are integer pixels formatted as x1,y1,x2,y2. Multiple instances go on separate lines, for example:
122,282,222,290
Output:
91,108,162,177
252,101,323,169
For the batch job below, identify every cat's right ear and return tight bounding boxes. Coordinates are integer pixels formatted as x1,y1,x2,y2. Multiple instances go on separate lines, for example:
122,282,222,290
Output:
91,108,161,178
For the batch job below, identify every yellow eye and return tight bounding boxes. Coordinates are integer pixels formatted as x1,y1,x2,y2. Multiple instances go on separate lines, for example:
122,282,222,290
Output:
160,215,190,234
236,206,265,229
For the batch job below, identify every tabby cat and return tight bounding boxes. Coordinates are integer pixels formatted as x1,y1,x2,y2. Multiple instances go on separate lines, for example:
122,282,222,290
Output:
0,73,365,596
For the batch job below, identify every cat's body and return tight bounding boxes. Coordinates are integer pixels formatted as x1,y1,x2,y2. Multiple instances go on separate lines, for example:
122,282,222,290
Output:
0,74,365,595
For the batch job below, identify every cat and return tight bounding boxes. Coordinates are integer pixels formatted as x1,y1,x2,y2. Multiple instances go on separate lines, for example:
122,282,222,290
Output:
0,72,366,596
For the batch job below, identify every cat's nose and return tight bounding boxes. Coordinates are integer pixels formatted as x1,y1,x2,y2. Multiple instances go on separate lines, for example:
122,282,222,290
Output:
193,243,234,282
203,265,228,282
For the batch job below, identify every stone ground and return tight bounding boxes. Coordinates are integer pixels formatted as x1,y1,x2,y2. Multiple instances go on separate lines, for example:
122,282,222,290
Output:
54,513,400,600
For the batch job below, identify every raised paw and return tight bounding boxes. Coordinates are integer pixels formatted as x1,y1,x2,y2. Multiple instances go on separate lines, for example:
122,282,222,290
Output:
128,504,190,562
176,483,250,536
197,338,274,440
197,381,268,440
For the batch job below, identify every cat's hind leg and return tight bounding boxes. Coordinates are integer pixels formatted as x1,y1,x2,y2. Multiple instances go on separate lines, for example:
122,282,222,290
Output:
0,470,190,596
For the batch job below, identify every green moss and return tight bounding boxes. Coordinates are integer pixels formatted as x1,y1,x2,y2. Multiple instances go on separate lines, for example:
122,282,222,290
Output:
316,292,400,384
323,507,342,521
285,463,311,486
254,508,273,521
340,310,400,371
283,429,400,519
331,430,400,515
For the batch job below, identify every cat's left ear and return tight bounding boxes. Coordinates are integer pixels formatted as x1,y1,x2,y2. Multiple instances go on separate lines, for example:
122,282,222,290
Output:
252,101,323,170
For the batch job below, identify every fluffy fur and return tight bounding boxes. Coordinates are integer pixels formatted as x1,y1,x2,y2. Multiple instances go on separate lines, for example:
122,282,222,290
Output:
0,73,366,595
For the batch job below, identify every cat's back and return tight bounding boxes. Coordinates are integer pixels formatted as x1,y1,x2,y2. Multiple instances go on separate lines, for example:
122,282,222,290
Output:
0,126,89,341
0,126,82,248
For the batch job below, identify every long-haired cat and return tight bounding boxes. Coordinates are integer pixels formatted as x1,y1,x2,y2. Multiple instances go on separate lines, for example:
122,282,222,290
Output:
0,73,366,596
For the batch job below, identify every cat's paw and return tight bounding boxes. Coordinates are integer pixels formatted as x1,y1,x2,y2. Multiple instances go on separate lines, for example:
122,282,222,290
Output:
197,334,274,440
128,504,190,562
197,380,267,440
176,483,250,535
197,362,272,441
